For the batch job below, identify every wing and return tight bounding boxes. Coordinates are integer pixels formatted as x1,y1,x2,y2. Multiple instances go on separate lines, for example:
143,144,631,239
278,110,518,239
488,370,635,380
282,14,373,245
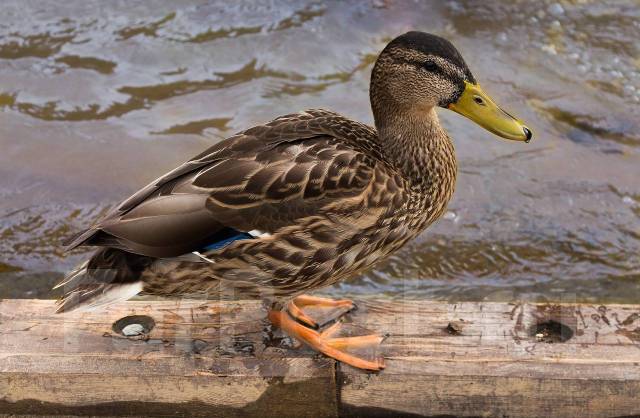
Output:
65,109,398,258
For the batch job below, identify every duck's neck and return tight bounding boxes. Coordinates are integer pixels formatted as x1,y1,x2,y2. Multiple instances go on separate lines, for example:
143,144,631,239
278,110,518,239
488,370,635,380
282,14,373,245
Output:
374,106,457,192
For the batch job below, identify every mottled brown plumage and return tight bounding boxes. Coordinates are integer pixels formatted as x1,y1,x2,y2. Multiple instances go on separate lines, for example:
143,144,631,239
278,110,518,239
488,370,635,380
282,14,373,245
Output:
60,106,454,305
57,32,531,370
142,109,454,300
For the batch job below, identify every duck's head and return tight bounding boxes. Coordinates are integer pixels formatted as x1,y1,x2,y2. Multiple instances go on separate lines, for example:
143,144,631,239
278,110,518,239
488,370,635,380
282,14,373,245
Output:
371,31,532,142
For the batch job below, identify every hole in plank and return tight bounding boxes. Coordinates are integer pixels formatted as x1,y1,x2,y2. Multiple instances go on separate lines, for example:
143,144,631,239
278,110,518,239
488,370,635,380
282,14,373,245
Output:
112,315,155,337
529,320,574,343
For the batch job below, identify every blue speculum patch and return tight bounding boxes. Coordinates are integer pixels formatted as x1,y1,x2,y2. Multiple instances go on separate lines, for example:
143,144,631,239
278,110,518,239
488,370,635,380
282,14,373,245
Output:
201,228,253,251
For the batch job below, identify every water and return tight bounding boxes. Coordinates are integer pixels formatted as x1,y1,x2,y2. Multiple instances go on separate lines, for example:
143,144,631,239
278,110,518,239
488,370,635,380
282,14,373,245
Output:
1,0,638,303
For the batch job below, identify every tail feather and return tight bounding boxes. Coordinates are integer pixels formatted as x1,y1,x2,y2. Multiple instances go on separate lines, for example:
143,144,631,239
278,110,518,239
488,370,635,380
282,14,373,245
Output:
53,260,90,290
56,281,143,313
55,248,152,313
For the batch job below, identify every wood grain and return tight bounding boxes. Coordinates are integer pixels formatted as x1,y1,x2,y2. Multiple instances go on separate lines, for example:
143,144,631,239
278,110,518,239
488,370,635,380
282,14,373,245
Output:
0,299,337,417
338,300,640,418
1,299,640,417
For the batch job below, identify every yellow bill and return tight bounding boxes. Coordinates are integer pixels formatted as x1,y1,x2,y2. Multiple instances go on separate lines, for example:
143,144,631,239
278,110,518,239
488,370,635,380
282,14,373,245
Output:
448,81,532,142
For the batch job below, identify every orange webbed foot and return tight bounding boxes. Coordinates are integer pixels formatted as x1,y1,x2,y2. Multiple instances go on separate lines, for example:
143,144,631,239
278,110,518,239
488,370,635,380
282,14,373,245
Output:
287,294,356,329
269,297,385,371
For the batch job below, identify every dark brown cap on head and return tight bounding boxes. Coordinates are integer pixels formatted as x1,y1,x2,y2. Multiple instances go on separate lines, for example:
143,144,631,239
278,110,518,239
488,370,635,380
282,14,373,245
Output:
386,31,476,84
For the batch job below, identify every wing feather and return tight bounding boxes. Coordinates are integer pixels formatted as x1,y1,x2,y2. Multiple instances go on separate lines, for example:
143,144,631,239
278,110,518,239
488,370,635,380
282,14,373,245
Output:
65,109,394,258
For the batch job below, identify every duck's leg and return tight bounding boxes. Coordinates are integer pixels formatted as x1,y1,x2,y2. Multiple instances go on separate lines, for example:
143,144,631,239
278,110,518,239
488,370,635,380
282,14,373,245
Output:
268,306,385,371
286,294,356,329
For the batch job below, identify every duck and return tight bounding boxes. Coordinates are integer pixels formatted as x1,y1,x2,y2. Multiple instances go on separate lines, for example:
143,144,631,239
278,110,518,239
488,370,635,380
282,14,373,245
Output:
56,31,532,371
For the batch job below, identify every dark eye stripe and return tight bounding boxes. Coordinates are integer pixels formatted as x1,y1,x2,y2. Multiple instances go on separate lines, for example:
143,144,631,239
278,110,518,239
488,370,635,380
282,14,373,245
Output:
396,58,447,78
423,61,438,71
395,57,466,107
397,58,461,85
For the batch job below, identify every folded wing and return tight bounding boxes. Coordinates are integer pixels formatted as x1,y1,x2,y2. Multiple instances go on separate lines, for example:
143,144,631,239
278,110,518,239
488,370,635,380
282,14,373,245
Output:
65,110,387,258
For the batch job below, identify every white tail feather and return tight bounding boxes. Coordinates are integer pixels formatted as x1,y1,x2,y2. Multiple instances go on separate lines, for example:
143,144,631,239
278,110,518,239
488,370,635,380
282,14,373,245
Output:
73,282,144,312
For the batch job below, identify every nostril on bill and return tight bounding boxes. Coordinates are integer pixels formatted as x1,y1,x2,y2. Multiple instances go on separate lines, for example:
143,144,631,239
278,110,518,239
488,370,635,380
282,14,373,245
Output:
523,126,532,143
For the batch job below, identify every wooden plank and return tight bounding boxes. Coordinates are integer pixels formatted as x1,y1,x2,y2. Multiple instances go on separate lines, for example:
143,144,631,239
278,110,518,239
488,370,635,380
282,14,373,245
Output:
338,300,640,418
0,299,337,417
1,299,640,417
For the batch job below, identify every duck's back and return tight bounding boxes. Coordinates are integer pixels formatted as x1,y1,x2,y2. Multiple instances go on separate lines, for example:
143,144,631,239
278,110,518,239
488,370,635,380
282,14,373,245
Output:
57,109,416,311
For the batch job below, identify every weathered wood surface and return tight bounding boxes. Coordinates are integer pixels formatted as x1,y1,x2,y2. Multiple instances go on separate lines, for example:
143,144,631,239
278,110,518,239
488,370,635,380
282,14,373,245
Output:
339,301,640,418
1,299,640,418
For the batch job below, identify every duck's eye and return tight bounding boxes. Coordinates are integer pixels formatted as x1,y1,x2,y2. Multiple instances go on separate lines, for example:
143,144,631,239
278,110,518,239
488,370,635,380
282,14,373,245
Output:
473,95,486,106
423,61,438,72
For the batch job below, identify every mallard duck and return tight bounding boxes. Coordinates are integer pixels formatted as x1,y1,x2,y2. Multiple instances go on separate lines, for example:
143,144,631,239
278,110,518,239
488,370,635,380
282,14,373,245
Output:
57,32,531,370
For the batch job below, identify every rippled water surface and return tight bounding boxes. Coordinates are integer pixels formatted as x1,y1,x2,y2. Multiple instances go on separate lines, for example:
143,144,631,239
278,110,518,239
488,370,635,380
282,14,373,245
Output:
1,0,639,302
